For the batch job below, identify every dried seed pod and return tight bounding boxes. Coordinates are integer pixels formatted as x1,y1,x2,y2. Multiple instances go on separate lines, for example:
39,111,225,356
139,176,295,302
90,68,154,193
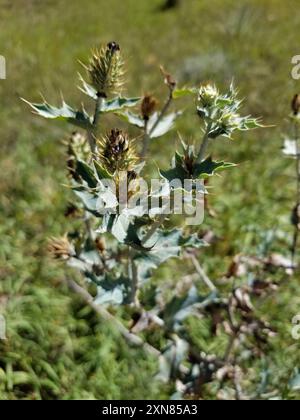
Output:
48,236,74,260
160,66,177,92
64,203,81,219
85,42,124,96
292,94,300,116
95,237,106,254
97,129,138,174
141,94,158,121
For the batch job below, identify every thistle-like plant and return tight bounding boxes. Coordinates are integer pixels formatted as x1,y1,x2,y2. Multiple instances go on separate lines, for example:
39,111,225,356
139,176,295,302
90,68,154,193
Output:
25,43,269,399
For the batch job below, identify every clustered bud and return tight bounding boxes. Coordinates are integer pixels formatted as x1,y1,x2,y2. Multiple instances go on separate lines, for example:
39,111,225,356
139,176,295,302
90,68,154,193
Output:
97,129,138,174
48,236,74,260
86,42,124,96
198,84,219,107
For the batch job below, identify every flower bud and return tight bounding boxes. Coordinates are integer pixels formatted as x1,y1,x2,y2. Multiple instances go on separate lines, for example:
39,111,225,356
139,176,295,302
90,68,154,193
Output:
199,84,219,107
141,94,158,121
86,42,124,96
97,129,138,174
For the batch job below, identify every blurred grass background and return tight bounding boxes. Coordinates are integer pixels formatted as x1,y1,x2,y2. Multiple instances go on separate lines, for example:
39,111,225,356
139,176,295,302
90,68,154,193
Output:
0,0,300,399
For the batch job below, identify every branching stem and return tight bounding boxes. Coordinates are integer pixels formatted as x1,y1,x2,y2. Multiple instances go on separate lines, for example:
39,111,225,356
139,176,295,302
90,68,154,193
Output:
65,278,160,357
141,91,173,158
196,123,212,164
189,254,217,292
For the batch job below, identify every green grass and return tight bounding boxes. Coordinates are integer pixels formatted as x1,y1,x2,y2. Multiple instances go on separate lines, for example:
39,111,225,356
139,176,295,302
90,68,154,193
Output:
0,0,300,399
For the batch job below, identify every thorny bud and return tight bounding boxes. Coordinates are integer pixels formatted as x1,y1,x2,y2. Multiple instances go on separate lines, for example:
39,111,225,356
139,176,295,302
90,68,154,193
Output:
141,94,158,121
199,84,219,107
48,236,75,260
292,94,300,116
97,129,138,174
86,42,124,96
219,113,241,131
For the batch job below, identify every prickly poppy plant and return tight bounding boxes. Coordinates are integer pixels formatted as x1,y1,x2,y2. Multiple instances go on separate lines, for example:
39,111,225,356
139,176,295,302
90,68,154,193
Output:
25,42,274,399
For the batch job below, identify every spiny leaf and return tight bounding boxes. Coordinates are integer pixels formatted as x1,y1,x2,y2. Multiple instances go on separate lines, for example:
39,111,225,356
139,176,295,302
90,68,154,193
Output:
194,157,236,178
22,98,93,129
100,97,141,113
116,110,145,128
93,160,113,180
116,110,182,138
78,74,98,100
135,229,206,283
76,159,98,188
148,111,182,138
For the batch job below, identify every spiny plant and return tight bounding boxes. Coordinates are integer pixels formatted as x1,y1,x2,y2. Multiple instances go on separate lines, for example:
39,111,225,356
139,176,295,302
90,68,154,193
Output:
24,42,277,399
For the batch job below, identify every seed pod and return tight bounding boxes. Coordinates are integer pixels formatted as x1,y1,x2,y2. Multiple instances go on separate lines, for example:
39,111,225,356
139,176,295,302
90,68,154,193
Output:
95,237,106,254
85,42,124,96
64,203,81,219
292,94,300,116
97,129,138,174
160,66,177,92
141,94,158,121
48,236,74,260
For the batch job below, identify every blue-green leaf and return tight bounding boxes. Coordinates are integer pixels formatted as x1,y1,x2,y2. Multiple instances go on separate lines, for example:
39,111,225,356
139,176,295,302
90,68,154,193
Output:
100,97,141,113
22,98,93,129
194,157,236,178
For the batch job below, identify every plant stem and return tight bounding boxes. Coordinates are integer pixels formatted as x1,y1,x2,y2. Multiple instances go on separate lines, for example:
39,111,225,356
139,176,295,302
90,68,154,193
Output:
88,95,104,154
141,91,173,159
65,278,160,357
129,250,140,307
189,254,217,292
196,124,212,164
141,119,149,159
